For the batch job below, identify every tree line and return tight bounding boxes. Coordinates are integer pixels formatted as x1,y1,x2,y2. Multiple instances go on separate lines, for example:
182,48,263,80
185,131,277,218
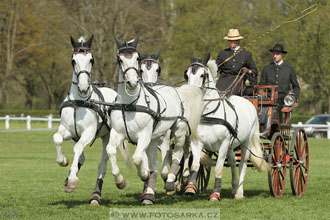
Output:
0,0,329,114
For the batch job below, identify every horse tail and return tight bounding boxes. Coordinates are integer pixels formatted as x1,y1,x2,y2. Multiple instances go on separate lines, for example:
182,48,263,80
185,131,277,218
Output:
177,85,204,142
118,140,133,169
249,121,271,172
200,151,217,166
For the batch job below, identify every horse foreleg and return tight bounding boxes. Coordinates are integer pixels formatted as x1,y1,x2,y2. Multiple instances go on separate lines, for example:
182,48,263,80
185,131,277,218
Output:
90,134,109,206
132,133,151,181
140,141,158,205
160,130,171,182
209,138,231,201
107,130,126,189
66,130,94,192
53,124,72,167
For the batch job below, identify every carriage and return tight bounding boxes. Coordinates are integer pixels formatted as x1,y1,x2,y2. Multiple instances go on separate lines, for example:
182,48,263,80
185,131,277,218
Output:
179,84,309,197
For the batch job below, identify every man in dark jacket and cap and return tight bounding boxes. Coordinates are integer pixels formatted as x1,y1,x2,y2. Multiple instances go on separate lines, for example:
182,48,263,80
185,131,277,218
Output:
216,29,258,95
259,44,300,122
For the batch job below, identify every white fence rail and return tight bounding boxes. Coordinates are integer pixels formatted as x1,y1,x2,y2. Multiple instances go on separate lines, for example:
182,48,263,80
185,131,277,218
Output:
292,122,330,139
0,115,60,132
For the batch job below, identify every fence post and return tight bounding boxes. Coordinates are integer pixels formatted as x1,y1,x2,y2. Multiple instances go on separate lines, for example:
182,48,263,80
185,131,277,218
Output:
5,115,9,129
27,115,31,130
48,114,52,129
327,122,330,140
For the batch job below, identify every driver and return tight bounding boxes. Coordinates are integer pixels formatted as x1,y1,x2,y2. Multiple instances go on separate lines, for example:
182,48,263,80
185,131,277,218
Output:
259,44,300,122
216,29,258,96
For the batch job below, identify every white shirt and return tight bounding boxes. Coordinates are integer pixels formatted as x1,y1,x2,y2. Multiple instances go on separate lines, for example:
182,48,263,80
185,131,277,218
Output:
232,46,240,53
274,60,283,66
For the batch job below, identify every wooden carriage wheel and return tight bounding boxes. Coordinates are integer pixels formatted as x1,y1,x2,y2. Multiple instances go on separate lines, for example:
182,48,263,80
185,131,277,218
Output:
176,154,211,194
268,132,287,197
196,164,211,193
290,128,309,196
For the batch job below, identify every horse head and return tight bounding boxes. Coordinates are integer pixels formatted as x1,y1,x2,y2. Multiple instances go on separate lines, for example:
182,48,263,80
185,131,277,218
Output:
184,52,213,88
140,50,161,84
70,35,94,98
115,36,140,90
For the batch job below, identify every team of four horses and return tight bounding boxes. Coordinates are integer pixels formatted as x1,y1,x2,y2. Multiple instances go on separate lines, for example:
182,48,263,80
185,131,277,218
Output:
53,35,270,206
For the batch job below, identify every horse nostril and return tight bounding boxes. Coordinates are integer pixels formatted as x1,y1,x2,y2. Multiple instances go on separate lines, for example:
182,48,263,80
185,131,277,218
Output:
127,81,131,87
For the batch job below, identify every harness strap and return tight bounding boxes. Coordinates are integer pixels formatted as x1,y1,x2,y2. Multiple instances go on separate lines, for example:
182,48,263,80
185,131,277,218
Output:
200,116,238,139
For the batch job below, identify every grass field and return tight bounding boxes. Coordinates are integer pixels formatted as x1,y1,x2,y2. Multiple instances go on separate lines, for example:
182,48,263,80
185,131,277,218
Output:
0,130,329,220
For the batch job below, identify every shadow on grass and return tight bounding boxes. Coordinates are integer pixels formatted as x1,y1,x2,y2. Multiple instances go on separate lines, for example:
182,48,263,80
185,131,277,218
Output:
49,188,270,208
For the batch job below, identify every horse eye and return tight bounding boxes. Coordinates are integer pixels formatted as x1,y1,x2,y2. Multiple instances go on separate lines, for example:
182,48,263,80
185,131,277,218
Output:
200,74,204,78
71,59,76,67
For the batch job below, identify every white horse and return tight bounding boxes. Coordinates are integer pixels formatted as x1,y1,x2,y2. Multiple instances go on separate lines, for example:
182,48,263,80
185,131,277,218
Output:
105,37,203,204
53,36,117,197
140,51,174,183
184,52,270,201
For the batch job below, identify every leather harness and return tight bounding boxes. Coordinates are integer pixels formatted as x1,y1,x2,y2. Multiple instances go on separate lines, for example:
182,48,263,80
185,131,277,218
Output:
59,85,110,146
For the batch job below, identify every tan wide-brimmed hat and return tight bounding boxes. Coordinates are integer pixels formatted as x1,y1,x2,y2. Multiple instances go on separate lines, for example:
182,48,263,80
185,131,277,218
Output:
223,29,244,40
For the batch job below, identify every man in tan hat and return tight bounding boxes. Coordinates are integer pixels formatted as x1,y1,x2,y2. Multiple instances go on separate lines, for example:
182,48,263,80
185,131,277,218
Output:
216,29,258,95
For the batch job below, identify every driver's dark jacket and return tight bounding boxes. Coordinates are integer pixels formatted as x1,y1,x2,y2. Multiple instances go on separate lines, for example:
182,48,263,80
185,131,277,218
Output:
260,62,300,103
215,48,258,95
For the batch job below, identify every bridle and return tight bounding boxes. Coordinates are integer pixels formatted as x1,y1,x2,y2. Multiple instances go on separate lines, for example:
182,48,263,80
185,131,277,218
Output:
71,47,94,97
189,62,210,88
116,49,142,97
116,47,141,79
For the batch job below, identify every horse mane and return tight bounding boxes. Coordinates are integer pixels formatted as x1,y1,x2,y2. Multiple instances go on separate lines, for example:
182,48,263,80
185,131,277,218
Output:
207,59,218,80
78,36,86,43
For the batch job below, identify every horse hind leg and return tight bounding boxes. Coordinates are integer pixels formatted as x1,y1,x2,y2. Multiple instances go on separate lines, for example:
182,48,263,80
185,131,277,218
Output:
209,138,231,201
53,125,71,167
234,142,250,199
227,147,239,197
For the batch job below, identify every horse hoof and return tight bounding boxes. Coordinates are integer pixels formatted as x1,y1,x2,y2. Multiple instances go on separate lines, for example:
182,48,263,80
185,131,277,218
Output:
140,193,155,205
116,178,126,189
184,184,197,195
164,181,175,191
208,193,221,201
234,195,244,200
90,200,100,206
58,156,69,167
142,199,154,205
166,190,176,196
67,179,79,189
64,186,75,193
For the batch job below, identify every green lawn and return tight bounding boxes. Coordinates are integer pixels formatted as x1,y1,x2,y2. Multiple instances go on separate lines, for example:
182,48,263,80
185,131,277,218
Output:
0,131,329,220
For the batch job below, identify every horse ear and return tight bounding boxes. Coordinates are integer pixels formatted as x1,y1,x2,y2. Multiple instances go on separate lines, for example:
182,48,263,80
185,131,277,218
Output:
203,52,211,65
140,50,146,60
86,35,94,48
70,36,76,48
155,49,161,60
132,35,139,48
191,51,195,63
114,36,123,48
